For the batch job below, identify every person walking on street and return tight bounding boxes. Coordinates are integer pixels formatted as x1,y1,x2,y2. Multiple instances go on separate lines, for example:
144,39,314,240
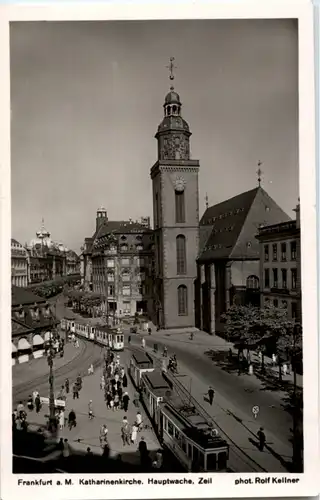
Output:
131,424,138,444
121,421,131,446
76,374,82,391
208,386,215,405
27,395,34,411
141,337,146,349
68,409,76,430
128,335,131,345
122,373,128,388
100,375,105,391
73,383,79,400
99,424,108,449
35,394,41,413
62,439,70,459
65,378,70,394
122,392,130,412
114,393,120,411
59,410,65,430
257,427,266,451
88,400,94,419
138,436,149,467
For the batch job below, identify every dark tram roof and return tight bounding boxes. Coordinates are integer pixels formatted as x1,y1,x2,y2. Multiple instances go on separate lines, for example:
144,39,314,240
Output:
162,402,228,451
142,371,172,397
132,351,153,367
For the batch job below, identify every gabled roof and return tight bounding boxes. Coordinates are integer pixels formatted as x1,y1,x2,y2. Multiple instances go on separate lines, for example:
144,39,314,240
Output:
11,318,33,335
12,286,46,306
96,220,152,238
198,187,290,262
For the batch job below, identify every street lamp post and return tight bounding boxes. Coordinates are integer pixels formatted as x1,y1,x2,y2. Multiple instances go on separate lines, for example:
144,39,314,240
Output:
47,332,57,433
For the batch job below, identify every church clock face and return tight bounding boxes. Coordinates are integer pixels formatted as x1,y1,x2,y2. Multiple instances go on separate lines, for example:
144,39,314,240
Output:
174,176,186,192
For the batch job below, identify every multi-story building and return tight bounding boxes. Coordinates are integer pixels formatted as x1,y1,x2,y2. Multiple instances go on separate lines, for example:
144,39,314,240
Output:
256,202,301,321
83,208,154,318
11,239,28,287
11,286,59,364
151,84,200,329
196,187,290,335
25,220,79,284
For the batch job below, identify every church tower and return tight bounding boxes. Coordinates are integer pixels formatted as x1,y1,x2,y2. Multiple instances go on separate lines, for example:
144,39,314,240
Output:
150,59,200,329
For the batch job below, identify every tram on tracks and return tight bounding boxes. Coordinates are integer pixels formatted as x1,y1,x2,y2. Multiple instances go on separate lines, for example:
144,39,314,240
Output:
60,317,124,351
130,353,230,473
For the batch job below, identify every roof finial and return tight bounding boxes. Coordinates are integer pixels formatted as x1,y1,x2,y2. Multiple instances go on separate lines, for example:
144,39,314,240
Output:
205,193,209,210
166,57,176,89
257,161,263,187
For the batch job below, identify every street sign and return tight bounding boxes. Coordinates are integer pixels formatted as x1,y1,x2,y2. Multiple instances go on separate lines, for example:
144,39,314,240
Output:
252,405,260,419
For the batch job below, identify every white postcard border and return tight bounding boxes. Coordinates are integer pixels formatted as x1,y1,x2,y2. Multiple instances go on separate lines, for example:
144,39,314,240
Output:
0,1,318,499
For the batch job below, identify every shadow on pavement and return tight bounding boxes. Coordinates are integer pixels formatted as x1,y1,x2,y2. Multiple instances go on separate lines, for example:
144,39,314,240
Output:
12,427,183,474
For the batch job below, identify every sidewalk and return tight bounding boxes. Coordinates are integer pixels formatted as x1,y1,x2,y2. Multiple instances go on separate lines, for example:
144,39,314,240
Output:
145,327,302,389
141,341,293,473
26,348,160,466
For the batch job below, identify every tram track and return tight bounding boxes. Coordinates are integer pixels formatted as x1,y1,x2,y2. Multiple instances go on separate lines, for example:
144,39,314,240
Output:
129,344,266,473
13,340,104,405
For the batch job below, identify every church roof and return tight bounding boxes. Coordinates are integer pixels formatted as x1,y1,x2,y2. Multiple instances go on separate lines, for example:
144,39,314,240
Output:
198,187,290,262
96,220,152,239
157,115,190,134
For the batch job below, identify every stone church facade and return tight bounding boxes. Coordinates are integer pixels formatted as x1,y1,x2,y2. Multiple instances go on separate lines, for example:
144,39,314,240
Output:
151,86,199,329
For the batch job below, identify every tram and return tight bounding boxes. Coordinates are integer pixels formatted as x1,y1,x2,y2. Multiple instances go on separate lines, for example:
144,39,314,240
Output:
60,318,124,351
131,353,230,473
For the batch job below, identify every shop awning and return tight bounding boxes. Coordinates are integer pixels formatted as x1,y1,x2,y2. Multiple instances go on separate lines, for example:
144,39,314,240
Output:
33,334,44,346
44,331,53,342
12,343,17,353
18,338,31,350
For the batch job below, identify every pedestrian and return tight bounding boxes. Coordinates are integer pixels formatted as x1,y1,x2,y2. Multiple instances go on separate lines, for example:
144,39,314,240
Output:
86,447,93,456
99,424,108,449
163,346,168,357
120,366,125,378
131,424,138,444
208,386,215,405
65,378,70,394
73,383,79,400
62,439,70,458
32,390,39,404
257,427,266,451
102,443,110,458
128,335,131,345
88,400,94,419
141,337,146,349
106,391,112,409
17,401,24,416
272,353,277,366
58,437,64,451
121,422,131,446
122,392,130,412
27,395,34,411
148,327,152,335
68,409,76,430
100,375,105,391
135,411,143,431
35,394,41,413
76,374,82,391
110,397,115,411
283,363,288,376
122,373,128,388
59,410,65,430
115,373,120,383
138,436,148,466
114,393,120,411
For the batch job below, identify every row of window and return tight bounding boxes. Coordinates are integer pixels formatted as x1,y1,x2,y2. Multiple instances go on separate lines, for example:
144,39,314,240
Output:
265,298,298,318
163,414,227,471
264,268,298,290
105,284,146,296
264,242,297,262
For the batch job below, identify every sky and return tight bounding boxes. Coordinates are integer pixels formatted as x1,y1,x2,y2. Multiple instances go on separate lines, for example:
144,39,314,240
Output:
10,19,299,253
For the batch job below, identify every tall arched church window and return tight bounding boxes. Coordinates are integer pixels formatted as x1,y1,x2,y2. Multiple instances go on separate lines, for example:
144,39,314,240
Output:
177,285,188,316
246,275,259,289
175,191,185,223
176,235,186,275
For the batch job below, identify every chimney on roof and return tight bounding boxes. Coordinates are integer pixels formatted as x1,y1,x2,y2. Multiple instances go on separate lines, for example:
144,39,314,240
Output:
293,199,300,229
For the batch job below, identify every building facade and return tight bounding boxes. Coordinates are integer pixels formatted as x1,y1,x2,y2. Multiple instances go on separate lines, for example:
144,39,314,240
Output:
256,203,301,321
11,239,28,287
25,220,79,284
11,286,59,365
150,85,200,329
84,208,154,319
196,187,290,335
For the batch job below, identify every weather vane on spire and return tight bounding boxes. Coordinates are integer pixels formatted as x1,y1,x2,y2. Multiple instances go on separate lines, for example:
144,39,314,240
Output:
166,57,177,88
205,193,209,210
257,161,263,187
